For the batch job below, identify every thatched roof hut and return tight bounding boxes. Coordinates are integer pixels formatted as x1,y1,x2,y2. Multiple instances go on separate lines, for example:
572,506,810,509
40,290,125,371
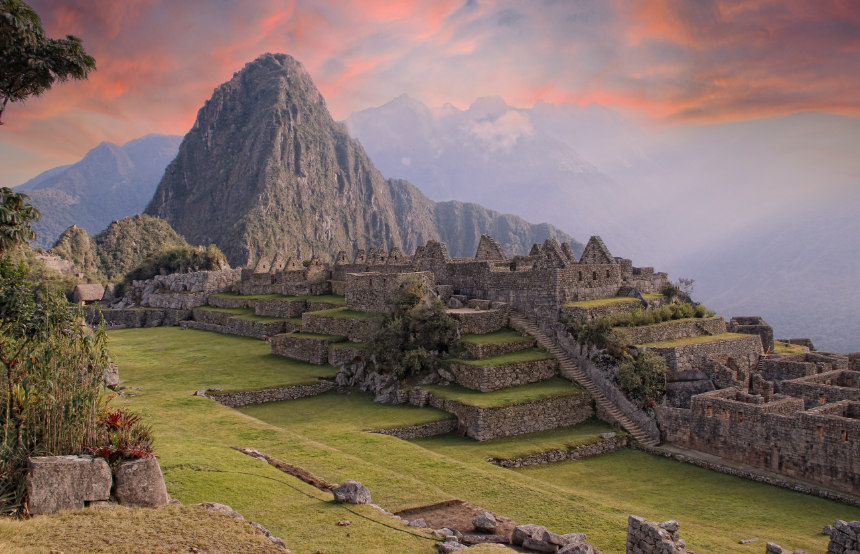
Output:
72,284,105,304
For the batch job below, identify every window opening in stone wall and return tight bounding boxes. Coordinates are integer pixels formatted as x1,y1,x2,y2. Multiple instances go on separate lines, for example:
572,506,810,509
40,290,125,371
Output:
817,426,824,439
592,271,597,280
578,271,582,281
842,430,848,443
707,406,713,417
737,412,744,423
722,409,729,420
605,269,610,278
819,393,826,404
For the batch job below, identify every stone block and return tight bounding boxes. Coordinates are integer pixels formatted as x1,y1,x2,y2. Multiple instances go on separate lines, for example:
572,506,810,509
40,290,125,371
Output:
114,456,169,507
333,480,371,504
27,455,112,514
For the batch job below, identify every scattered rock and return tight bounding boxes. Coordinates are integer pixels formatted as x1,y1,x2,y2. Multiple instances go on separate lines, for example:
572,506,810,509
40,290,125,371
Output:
197,502,244,520
512,524,547,546
600,432,616,439
461,534,510,545
822,525,832,536
194,388,207,396
114,456,170,507
739,538,759,544
437,368,455,382
336,520,351,526
332,480,371,504
522,536,559,552
408,518,427,528
559,541,594,554
436,540,467,553
250,521,287,547
472,511,498,533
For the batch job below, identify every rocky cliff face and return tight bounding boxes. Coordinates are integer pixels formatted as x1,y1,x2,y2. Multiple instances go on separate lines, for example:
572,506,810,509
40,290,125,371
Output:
146,53,578,266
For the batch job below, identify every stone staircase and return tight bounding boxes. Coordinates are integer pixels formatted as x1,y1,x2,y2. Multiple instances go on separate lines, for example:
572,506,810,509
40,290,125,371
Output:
509,312,660,446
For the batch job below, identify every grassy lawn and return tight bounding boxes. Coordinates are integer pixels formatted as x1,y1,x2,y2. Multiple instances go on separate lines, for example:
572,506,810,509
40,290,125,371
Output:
517,449,858,553
460,328,533,345
642,293,663,300
640,332,751,348
23,326,851,554
447,348,554,367
305,307,384,321
195,306,254,315
412,419,619,461
563,297,640,308
422,377,582,408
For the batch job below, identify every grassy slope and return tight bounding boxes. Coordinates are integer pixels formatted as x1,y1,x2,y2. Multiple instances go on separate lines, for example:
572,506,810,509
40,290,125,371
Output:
422,377,583,408
447,348,554,367
563,297,640,308
640,332,750,348
305,307,384,321
18,327,850,554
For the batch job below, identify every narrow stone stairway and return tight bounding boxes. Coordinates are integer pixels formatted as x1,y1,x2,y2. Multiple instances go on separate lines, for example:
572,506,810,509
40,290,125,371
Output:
509,312,660,446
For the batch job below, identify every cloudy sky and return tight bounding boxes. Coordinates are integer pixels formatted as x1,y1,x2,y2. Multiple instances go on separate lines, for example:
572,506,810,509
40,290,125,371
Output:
3,0,860,185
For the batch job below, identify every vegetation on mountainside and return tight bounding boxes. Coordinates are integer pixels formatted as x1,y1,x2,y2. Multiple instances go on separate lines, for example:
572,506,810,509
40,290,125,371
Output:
615,352,668,408
51,214,192,282
86,326,856,554
0,0,95,125
460,328,533,346
4,244,79,296
117,244,226,290
366,276,459,379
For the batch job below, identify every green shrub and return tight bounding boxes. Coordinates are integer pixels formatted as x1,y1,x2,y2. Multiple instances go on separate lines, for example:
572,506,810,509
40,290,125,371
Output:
117,244,226,294
694,304,707,318
661,284,679,300
615,352,667,407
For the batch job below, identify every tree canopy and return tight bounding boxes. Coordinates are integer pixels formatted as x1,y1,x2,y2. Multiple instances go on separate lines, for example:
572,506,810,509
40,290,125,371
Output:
0,0,95,124
0,187,40,254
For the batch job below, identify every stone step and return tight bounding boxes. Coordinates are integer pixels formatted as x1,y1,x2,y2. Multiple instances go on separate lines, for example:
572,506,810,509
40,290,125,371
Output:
510,313,659,447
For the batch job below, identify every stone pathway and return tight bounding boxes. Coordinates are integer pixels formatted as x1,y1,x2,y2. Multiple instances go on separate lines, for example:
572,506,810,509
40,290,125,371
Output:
509,312,659,446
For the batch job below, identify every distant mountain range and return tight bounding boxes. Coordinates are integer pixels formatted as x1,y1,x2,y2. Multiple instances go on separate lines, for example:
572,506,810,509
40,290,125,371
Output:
145,53,579,266
15,134,182,248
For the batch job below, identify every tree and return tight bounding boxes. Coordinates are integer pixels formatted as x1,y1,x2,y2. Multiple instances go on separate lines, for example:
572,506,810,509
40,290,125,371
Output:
0,187,40,254
0,0,95,124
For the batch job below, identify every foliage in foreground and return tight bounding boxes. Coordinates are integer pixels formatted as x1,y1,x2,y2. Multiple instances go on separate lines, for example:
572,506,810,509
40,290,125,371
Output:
367,277,459,379
0,258,150,513
0,0,96,124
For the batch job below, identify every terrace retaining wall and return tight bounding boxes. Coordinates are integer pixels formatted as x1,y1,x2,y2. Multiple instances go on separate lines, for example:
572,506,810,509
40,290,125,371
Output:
448,358,558,392
302,312,382,342
489,435,628,467
367,419,458,440
459,337,534,359
207,381,336,407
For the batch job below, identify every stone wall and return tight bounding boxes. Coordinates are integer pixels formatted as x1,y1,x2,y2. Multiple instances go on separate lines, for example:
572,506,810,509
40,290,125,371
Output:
301,312,382,342
645,335,762,373
626,515,691,554
422,390,593,441
828,520,860,553
344,271,434,314
207,381,336,407
761,352,849,383
224,318,287,340
271,334,342,364
728,316,775,354
447,358,558,392
449,308,508,335
665,390,860,495
208,294,257,309
255,298,308,318
367,419,458,440
608,317,726,346
782,370,860,409
328,343,366,367
89,307,190,328
459,337,535,359
125,269,241,308
489,435,628,467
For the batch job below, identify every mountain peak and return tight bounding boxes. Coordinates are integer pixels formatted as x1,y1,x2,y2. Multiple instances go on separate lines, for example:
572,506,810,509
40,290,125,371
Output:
467,96,509,119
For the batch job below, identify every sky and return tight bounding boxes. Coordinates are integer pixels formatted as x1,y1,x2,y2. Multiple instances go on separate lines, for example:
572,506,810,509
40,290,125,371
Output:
3,0,860,186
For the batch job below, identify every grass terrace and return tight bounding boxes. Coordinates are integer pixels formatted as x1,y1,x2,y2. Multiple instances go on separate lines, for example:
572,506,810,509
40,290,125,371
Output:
422,377,582,408
413,419,620,462
232,313,294,323
330,341,366,349
639,332,750,348
209,292,346,305
642,293,663,300
628,315,722,329
774,341,808,355
460,328,533,345
195,306,254,315
305,307,385,321
447,348,554,367
563,296,640,308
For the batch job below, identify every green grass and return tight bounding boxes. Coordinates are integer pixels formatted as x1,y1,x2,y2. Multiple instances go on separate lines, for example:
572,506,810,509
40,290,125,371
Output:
422,377,582,408
642,293,662,300
774,341,807,355
305,307,384,321
563,297,640,308
459,328,533,345
288,332,345,341
209,292,290,301
89,327,859,554
639,332,751,348
412,419,620,461
447,348,554,367
232,313,293,323
621,315,722,329
286,317,303,326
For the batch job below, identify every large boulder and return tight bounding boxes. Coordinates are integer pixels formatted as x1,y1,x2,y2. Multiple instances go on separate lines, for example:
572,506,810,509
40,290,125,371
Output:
114,456,169,507
332,480,371,504
472,511,498,533
27,455,112,514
